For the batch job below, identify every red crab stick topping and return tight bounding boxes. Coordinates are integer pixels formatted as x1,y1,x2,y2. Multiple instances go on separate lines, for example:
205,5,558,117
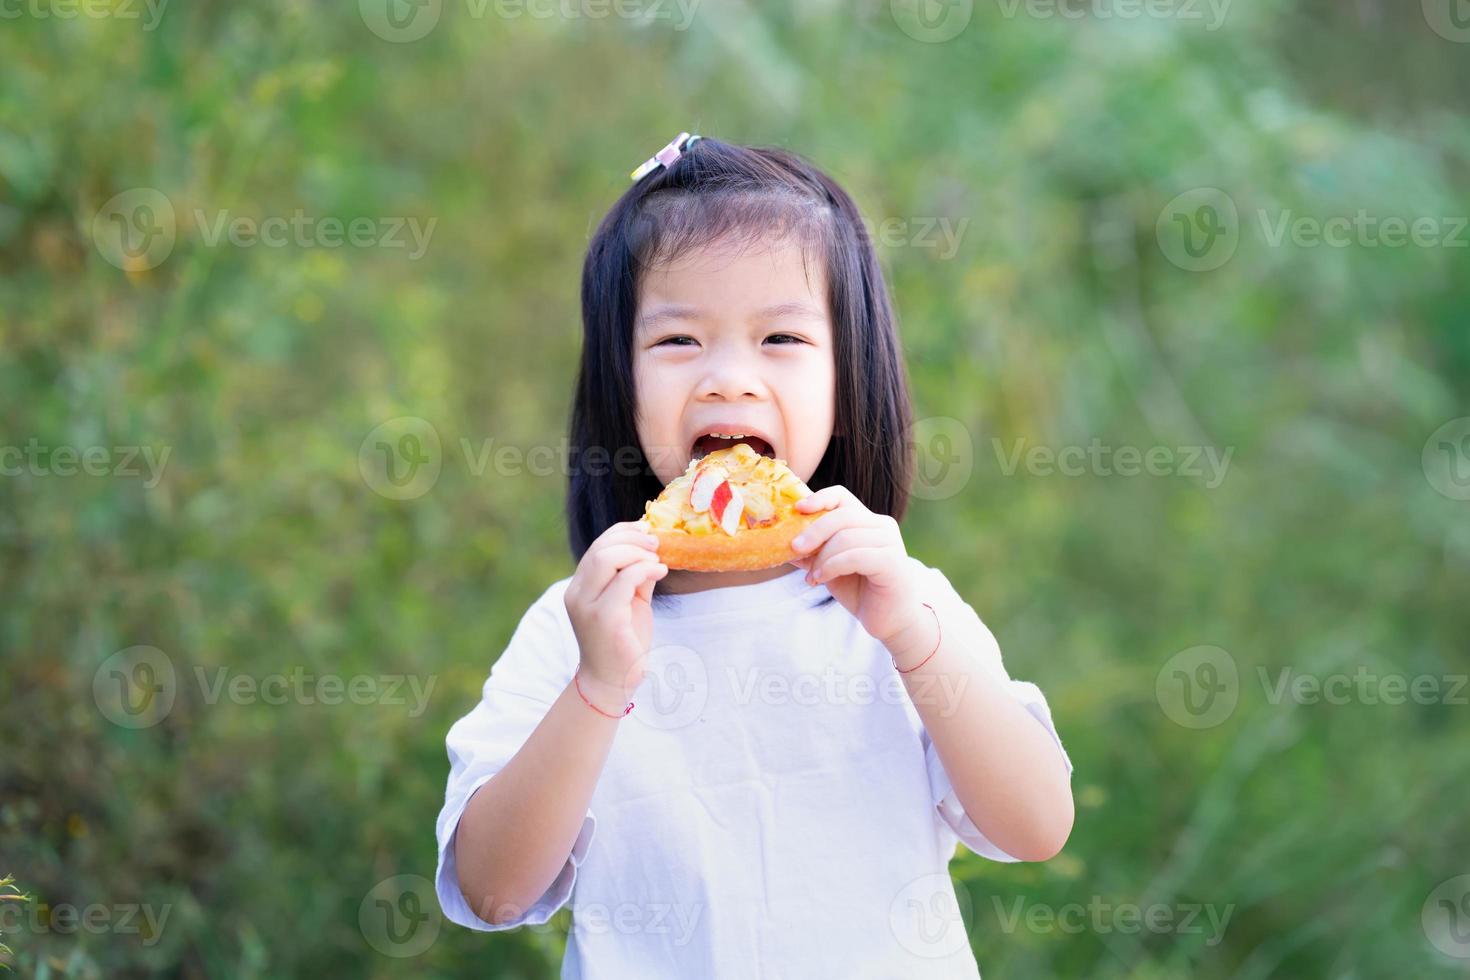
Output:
690,464,745,536
710,480,743,536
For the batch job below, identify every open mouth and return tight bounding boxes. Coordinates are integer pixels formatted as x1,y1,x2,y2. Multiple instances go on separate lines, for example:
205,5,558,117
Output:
691,433,776,461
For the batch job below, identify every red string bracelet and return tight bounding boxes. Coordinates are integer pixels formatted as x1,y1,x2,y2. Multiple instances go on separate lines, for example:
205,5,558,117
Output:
893,601,941,674
574,669,634,718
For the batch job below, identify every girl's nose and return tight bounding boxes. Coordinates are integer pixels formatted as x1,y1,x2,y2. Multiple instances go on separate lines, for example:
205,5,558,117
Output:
696,353,766,401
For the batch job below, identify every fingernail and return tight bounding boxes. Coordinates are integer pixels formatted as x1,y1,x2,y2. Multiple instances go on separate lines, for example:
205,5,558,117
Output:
791,535,807,549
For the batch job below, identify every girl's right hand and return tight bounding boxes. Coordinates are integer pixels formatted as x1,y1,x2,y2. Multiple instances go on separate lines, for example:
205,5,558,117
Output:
563,521,668,709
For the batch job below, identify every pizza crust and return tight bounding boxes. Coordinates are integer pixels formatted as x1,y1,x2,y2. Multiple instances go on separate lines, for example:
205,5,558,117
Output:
644,510,821,572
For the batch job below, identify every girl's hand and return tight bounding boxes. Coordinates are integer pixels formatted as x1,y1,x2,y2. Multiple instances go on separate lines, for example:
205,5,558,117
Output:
788,487,925,645
563,521,668,708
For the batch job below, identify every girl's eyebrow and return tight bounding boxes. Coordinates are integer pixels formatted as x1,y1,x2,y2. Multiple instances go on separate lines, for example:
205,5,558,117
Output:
638,301,827,332
638,305,704,331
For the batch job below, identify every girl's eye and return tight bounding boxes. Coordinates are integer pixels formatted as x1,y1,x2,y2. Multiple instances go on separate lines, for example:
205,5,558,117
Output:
653,334,805,347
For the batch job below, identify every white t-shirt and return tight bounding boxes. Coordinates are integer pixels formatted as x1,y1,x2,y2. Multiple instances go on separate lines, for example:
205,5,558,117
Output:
435,558,1072,979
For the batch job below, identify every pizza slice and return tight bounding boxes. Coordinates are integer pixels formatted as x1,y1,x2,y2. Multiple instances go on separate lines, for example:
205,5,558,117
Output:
637,441,821,572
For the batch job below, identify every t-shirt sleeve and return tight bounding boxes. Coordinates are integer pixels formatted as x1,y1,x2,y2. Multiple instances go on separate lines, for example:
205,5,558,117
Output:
907,560,1074,863
433,579,597,931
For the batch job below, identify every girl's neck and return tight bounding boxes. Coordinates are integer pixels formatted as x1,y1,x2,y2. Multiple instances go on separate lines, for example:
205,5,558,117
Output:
656,564,799,595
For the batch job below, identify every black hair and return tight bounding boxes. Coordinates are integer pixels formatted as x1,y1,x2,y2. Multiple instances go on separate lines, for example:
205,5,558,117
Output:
565,136,916,562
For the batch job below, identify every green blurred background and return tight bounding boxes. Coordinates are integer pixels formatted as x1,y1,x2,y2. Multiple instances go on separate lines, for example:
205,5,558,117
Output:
3,0,1470,976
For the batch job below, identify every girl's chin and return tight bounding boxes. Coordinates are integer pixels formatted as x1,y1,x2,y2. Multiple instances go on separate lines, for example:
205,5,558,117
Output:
664,565,798,583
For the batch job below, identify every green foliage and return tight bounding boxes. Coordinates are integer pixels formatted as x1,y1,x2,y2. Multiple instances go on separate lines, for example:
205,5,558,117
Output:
0,875,29,971
2,1,1468,976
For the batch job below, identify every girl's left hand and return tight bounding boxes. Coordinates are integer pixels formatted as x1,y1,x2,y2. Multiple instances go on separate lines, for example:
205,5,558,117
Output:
788,486,924,645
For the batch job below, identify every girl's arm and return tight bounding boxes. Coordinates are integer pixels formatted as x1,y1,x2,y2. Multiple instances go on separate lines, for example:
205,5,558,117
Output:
454,672,630,925
456,520,662,925
884,605,1075,862
787,487,1073,861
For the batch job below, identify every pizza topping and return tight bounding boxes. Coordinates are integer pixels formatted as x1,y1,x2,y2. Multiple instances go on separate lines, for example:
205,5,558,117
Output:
712,481,743,536
642,443,809,538
709,479,732,518
742,484,776,523
689,464,729,513
692,465,745,536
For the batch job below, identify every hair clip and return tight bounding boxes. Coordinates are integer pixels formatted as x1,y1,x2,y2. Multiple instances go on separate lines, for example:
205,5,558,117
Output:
630,132,702,181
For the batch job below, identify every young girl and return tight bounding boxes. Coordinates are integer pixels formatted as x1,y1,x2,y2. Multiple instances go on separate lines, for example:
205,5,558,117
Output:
434,133,1074,978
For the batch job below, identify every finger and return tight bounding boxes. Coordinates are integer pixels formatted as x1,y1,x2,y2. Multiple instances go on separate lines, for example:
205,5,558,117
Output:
599,521,663,550
811,546,892,584
598,557,667,607
789,506,881,556
594,524,663,563
569,524,659,602
795,485,859,514
806,527,892,579
580,542,663,597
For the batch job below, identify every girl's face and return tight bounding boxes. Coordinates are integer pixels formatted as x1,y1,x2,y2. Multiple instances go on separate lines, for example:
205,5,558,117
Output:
632,235,836,488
